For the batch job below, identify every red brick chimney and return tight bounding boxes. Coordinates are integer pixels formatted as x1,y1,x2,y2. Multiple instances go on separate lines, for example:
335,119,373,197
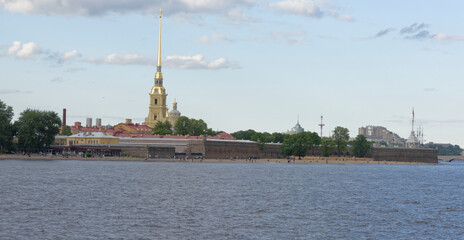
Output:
62,108,67,127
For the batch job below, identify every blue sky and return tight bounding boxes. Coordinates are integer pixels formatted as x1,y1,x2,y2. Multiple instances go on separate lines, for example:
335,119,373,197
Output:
1,0,463,146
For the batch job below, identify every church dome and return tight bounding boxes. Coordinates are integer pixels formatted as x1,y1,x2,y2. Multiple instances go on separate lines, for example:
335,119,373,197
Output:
168,100,181,117
168,109,181,117
151,86,165,94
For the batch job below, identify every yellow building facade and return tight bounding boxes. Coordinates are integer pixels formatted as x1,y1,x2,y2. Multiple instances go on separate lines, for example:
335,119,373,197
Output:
144,10,181,128
67,132,119,145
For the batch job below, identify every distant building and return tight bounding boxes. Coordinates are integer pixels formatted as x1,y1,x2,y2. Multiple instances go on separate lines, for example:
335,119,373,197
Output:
287,120,305,134
108,119,153,137
358,125,405,147
405,108,420,148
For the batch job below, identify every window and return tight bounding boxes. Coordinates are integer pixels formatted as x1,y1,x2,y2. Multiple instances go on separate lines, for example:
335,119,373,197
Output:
155,99,158,105
154,114,158,120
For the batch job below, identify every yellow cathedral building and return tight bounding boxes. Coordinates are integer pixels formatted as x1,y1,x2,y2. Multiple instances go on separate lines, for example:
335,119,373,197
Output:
143,10,181,128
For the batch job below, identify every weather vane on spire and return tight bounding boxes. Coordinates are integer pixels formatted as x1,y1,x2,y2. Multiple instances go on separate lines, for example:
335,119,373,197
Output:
160,9,162,18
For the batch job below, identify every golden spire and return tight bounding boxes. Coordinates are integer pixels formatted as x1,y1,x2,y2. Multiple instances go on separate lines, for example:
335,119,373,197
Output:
155,9,163,85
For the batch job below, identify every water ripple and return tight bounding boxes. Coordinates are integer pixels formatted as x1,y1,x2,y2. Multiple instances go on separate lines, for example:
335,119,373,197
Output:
0,160,463,239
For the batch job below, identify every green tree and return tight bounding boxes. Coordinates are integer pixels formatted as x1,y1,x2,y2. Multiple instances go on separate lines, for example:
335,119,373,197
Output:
174,116,190,135
271,132,286,143
15,109,61,152
152,121,173,135
423,143,463,156
206,128,220,136
251,132,272,143
231,129,256,140
351,134,371,157
333,126,350,156
189,118,207,136
60,125,72,136
0,100,14,153
281,132,320,159
321,137,335,157
174,117,210,136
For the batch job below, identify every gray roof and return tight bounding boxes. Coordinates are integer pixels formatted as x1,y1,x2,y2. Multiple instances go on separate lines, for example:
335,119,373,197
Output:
69,132,117,139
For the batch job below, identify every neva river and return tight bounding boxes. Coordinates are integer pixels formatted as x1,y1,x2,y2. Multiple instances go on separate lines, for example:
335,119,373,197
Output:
1,160,463,239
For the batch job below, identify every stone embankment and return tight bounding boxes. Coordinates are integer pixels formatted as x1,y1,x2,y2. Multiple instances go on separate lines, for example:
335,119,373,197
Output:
0,154,435,165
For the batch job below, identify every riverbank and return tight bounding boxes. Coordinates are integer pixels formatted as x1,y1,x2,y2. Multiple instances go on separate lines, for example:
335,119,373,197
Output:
0,154,436,165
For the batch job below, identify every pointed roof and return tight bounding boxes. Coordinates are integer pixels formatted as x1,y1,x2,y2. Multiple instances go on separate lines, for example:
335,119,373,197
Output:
155,9,163,85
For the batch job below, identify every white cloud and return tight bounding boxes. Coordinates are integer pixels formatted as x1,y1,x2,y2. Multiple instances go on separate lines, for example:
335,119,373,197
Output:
268,0,352,21
0,0,255,16
50,77,64,83
7,41,42,59
63,49,81,60
85,53,153,65
4,41,81,65
196,33,238,44
223,8,259,25
196,35,211,44
270,31,310,45
433,33,464,41
164,54,238,69
269,0,324,18
85,53,237,69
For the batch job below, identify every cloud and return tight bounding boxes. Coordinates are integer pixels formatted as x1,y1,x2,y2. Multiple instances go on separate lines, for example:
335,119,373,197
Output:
222,8,259,25
398,23,464,42
270,30,310,45
4,41,81,66
44,49,82,66
0,0,255,17
196,35,211,44
400,23,428,35
85,53,237,69
85,53,153,65
164,54,239,69
433,33,464,41
326,10,354,22
399,23,433,40
63,49,81,60
405,30,433,40
268,0,353,21
50,77,64,83
196,33,237,44
0,89,32,94
373,28,395,38
269,0,324,18
7,41,42,59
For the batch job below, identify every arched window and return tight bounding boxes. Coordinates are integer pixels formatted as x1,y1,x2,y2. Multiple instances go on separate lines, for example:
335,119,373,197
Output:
154,114,158,120
155,99,158,105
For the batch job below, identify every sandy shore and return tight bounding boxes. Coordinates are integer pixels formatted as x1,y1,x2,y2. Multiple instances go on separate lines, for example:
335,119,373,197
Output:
0,154,435,165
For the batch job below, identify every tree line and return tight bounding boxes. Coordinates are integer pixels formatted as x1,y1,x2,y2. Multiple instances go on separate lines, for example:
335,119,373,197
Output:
0,100,61,153
152,116,219,136
231,127,371,158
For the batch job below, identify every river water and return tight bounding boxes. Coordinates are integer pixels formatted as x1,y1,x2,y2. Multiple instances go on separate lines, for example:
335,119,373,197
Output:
0,160,463,239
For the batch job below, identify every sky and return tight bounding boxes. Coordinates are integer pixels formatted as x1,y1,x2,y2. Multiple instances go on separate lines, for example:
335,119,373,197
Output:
1,0,463,146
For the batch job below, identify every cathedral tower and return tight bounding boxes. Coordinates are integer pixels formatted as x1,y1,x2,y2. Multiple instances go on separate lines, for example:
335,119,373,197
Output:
144,10,169,128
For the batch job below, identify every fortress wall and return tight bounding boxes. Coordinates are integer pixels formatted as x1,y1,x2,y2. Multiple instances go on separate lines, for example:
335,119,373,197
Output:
367,147,438,163
118,145,175,158
148,147,175,158
205,141,260,159
118,146,148,158
259,144,283,159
